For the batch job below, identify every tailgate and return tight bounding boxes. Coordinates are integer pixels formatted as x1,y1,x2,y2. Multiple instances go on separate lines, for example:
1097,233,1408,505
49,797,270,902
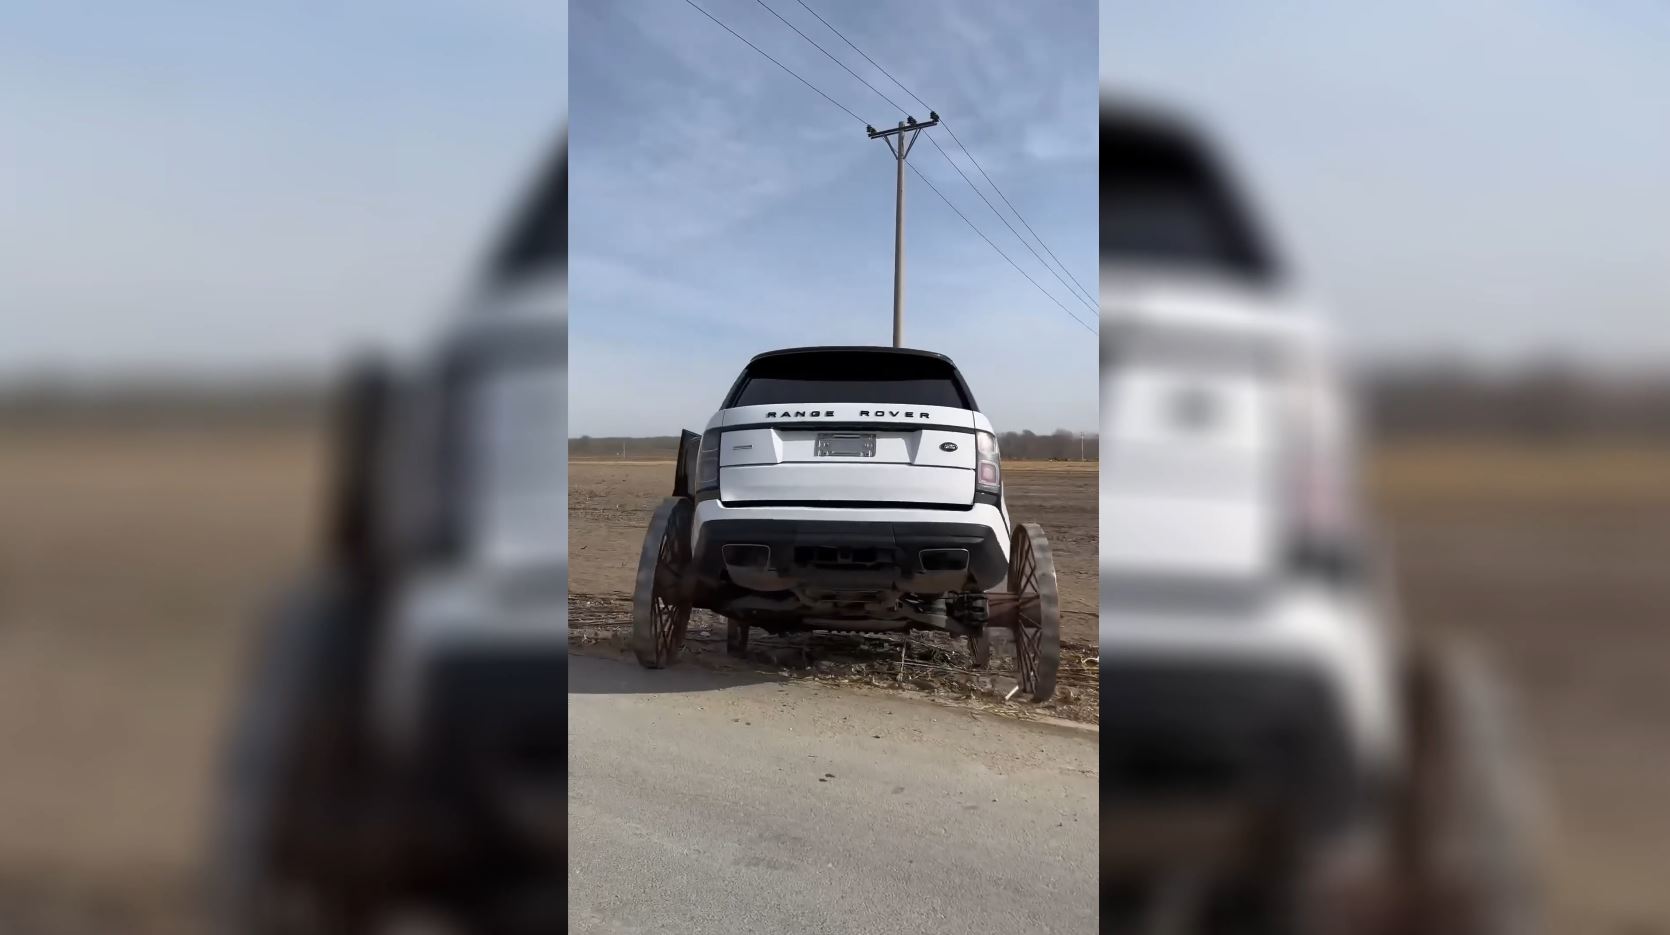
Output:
1101,320,1284,579
716,405,978,505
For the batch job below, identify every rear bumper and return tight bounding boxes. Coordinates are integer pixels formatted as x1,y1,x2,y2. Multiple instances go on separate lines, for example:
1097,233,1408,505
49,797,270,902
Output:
1100,658,1371,837
1098,581,1401,775
692,501,1010,594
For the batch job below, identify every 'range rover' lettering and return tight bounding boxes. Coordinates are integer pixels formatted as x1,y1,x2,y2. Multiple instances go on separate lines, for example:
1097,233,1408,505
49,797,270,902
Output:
858,410,930,419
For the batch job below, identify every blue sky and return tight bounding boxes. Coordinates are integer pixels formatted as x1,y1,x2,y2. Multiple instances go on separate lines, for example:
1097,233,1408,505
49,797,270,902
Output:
11,2,1655,411
569,0,1099,436
1102,0,1670,367
0,1,565,377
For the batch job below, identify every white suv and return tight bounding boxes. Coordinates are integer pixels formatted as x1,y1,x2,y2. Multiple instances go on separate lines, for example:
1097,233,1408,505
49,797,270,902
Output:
631,345,1063,700
691,346,1011,611
1098,99,1543,932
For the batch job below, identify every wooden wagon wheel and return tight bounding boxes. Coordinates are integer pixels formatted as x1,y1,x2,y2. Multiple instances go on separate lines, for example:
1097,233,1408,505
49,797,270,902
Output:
1384,641,1546,935
1007,523,1061,702
632,497,693,669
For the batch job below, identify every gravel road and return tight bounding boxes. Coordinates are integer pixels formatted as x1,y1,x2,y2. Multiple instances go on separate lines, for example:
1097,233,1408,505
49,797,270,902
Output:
568,654,1099,934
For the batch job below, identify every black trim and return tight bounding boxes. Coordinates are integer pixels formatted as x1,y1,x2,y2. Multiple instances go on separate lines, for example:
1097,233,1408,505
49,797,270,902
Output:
1100,658,1365,835
672,430,700,499
973,489,1011,540
416,646,567,856
325,356,394,580
1287,539,1367,585
719,499,974,511
693,518,1008,594
719,420,979,435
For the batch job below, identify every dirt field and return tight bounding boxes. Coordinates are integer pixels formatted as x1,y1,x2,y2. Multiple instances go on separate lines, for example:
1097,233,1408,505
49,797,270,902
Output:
0,424,323,933
1368,444,1670,933
0,428,1667,931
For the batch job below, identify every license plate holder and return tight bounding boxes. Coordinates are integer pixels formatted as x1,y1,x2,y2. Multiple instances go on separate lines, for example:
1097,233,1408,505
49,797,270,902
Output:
815,432,876,458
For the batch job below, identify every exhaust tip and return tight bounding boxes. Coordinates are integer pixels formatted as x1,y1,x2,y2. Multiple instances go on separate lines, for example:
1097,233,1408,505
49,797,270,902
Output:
919,548,970,573
721,544,772,570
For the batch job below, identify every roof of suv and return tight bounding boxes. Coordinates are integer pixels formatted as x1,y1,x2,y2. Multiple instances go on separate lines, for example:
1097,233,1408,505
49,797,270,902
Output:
726,346,979,412
747,346,957,365
1101,99,1281,285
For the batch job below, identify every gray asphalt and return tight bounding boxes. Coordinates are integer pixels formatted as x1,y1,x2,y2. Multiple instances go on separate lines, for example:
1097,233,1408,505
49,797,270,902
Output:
568,653,1099,935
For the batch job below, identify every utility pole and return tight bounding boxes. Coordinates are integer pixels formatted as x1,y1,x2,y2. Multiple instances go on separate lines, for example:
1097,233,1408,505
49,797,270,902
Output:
867,112,938,347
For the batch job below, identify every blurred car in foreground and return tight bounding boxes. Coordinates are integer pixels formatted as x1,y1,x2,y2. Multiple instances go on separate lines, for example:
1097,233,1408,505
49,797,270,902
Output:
211,138,566,935
1099,98,1546,935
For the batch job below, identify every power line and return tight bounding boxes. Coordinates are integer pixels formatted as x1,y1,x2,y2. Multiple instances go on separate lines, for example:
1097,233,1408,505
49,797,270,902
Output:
750,0,911,119
907,161,1096,335
939,120,1100,308
921,133,1097,315
790,0,1100,307
679,0,866,126
791,0,932,112
757,0,1093,322
680,0,1093,337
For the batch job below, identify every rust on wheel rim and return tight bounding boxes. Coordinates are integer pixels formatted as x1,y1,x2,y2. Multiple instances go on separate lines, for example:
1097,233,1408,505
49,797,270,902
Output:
633,497,692,668
1006,523,1061,702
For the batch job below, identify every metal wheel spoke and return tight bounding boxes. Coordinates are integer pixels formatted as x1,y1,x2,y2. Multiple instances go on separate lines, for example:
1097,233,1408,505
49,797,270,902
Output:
654,565,681,593
634,498,694,669
1003,523,1059,702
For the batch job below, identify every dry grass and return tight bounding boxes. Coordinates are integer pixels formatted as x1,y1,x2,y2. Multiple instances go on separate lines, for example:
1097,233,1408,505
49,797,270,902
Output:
1003,460,1099,473
1372,441,1670,505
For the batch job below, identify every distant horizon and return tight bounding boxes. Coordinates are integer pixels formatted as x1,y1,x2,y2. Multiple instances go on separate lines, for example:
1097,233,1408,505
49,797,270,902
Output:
8,360,1670,442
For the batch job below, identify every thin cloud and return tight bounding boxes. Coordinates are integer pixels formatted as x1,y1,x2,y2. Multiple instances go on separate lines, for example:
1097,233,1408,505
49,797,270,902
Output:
570,0,1098,436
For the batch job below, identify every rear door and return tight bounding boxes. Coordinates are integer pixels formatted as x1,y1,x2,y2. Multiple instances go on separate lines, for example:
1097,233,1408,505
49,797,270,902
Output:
673,430,701,498
713,350,982,507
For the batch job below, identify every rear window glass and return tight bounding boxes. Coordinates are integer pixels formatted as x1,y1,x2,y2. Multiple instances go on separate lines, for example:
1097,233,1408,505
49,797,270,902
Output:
727,352,973,409
1101,114,1276,282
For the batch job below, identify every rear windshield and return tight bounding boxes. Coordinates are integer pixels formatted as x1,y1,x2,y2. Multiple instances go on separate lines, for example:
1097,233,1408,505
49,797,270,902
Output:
1101,113,1277,282
726,352,975,409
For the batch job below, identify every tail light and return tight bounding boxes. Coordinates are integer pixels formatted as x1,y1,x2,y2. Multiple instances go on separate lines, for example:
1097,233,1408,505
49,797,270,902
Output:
1284,366,1362,577
697,429,722,491
975,430,1001,494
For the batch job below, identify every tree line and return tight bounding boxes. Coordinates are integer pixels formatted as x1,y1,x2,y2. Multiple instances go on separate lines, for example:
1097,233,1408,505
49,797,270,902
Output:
9,362,1670,444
